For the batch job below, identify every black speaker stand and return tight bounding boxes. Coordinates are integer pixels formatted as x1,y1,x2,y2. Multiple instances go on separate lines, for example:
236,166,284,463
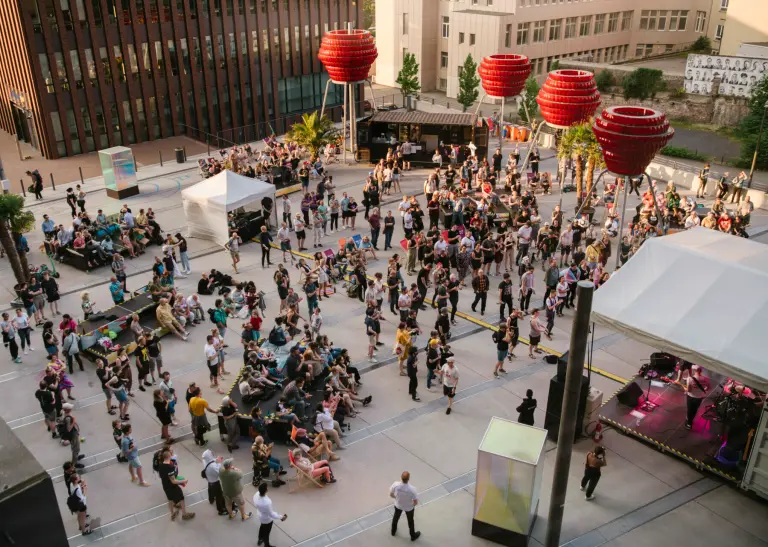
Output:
640,371,659,412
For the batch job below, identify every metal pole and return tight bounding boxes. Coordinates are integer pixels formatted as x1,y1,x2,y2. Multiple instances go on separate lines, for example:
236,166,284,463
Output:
614,175,631,271
473,93,487,117
159,150,163,166
350,84,357,158
19,179,26,196
79,166,84,184
342,82,348,164
748,104,768,189
15,137,23,161
521,97,533,131
545,280,595,547
182,146,187,162
517,121,545,174
499,96,505,152
320,78,333,118
49,173,55,191
366,79,378,110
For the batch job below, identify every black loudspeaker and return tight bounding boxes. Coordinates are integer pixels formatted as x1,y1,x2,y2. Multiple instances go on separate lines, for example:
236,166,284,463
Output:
616,381,644,407
544,374,590,443
650,352,676,372
557,351,570,380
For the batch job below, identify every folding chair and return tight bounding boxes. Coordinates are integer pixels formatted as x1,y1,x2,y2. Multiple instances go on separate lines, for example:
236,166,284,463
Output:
290,425,317,461
351,234,363,249
287,450,324,493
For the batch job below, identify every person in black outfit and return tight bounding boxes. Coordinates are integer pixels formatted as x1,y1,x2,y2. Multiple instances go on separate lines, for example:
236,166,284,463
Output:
259,226,273,268
406,347,420,401
447,275,460,324
517,389,537,426
492,148,503,179
471,270,489,315
387,270,400,315
27,170,44,200
65,188,78,217
158,448,195,520
529,150,540,175
416,264,431,310
498,273,514,320
383,212,396,250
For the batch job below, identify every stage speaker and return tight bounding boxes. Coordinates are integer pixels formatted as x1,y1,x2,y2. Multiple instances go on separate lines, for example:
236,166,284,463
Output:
544,374,590,443
650,352,676,373
616,381,643,407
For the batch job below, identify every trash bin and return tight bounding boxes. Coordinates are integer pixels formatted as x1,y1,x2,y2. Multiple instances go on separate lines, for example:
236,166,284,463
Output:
175,148,185,163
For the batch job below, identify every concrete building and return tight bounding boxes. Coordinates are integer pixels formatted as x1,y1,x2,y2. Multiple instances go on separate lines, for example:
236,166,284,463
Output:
719,0,768,56
706,0,728,52
377,0,714,100
0,0,361,159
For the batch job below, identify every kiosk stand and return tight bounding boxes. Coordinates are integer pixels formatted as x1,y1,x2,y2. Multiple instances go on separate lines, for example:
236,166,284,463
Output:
472,417,547,547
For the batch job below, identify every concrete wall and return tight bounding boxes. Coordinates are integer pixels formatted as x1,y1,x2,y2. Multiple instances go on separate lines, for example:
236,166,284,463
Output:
647,160,766,209
719,0,768,56
561,60,685,89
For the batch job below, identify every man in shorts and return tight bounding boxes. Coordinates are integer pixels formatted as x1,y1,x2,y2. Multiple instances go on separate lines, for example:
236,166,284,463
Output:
219,459,253,521
439,358,460,415
224,231,242,274
62,403,85,469
95,359,117,415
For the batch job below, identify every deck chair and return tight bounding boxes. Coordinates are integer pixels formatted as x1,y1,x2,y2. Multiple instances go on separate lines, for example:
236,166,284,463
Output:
287,449,324,492
290,426,317,461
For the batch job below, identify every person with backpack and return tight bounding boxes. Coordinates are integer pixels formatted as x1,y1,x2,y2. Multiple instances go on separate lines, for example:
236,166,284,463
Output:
35,380,58,439
65,472,92,535
202,449,229,516
121,423,150,486
59,403,85,469
212,299,228,339
62,328,84,374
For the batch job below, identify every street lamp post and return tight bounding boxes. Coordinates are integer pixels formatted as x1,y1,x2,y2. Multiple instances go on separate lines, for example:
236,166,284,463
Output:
748,102,768,189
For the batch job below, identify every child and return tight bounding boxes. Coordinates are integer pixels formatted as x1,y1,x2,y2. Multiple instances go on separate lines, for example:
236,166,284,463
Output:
310,307,323,339
112,419,128,463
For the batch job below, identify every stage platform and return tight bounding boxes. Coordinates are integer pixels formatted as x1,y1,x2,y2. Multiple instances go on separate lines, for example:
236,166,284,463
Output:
600,374,745,483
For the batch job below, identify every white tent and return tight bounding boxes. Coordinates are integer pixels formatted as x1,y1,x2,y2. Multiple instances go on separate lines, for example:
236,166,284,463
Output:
181,170,276,246
591,228,768,392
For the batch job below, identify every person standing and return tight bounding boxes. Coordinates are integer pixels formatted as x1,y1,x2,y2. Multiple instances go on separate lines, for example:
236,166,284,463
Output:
696,163,710,198
62,328,84,373
519,265,535,314
219,459,253,521
254,482,287,547
544,290,557,340
471,269,489,315
202,449,228,516
528,309,546,358
281,195,293,230
492,325,510,378
390,471,421,541
225,231,242,274
158,448,195,521
62,403,85,469
439,357,459,415
498,273,514,321
406,347,420,401
259,225,273,268
684,365,710,430
121,423,150,486
383,210,396,250
35,380,58,439
27,170,44,200
580,445,606,501
516,389,537,425
12,307,33,355
1,312,21,363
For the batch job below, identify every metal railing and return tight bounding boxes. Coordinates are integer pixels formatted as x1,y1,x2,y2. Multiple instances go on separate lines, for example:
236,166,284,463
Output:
652,156,768,192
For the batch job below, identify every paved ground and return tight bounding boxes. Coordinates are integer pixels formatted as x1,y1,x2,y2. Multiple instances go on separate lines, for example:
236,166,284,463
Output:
667,127,743,163
3,134,768,547
620,56,688,75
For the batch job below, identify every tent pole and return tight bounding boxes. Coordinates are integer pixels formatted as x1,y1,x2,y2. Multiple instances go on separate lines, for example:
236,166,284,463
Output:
351,83,357,158
517,121,544,175
474,93,486,118
320,79,333,119
499,96,505,152
614,174,631,271
343,82,348,164
366,79,378,110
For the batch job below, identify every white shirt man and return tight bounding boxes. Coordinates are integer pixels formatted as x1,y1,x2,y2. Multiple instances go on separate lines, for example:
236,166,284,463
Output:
460,234,475,252
434,238,447,255
204,342,219,368
518,224,532,246
401,141,411,155
253,486,286,546
389,471,421,540
440,359,460,414
278,225,291,243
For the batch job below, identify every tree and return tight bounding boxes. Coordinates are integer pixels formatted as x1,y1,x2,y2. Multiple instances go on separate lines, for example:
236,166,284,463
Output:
518,76,539,124
285,111,341,158
0,194,34,285
558,122,603,202
595,70,616,92
396,52,421,102
363,0,375,30
456,54,480,112
735,74,768,170
621,68,665,100
549,60,561,71
691,36,711,52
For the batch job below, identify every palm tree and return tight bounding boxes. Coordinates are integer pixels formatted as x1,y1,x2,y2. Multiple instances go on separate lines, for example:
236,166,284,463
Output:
285,111,342,158
0,194,34,285
557,121,603,205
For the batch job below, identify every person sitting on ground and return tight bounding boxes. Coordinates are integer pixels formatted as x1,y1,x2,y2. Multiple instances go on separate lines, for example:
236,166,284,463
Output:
156,298,188,341
291,448,336,483
198,272,215,295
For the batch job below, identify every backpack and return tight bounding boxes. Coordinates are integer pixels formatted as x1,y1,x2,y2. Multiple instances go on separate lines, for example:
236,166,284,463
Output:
207,308,216,324
66,489,82,513
201,460,215,480
152,449,164,472
268,326,286,347
57,418,72,441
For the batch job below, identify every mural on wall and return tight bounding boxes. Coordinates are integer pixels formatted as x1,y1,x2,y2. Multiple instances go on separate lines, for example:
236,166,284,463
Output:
684,54,768,97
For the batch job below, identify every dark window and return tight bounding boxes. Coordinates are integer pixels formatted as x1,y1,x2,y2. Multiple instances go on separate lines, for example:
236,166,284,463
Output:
148,96,161,138
80,107,95,151
163,95,173,133
92,0,103,26
175,92,183,131
123,100,135,143
136,99,148,140
94,106,108,148
109,103,122,145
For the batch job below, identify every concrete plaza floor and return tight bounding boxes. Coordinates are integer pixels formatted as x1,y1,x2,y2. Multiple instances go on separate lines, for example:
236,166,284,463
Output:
2,140,767,547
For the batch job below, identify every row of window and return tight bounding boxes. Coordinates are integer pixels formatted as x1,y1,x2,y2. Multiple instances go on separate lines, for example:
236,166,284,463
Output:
37,20,348,93
508,11,633,47
638,10,698,32
32,0,345,32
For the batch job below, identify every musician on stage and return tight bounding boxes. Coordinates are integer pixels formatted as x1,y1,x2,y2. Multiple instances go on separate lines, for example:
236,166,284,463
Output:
684,365,710,430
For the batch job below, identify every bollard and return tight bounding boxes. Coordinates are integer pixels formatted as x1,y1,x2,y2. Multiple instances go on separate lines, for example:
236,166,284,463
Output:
79,166,84,184
182,146,186,162
159,150,163,166
133,154,138,171
49,172,55,191
431,98,435,105
19,179,26,196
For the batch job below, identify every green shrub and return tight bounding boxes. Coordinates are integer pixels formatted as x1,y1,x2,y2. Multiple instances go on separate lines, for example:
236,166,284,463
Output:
692,36,712,52
669,87,686,98
622,68,665,100
659,145,707,161
595,71,615,92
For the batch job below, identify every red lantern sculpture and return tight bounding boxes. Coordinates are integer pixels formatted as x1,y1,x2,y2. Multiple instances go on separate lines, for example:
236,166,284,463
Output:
593,106,674,175
317,29,377,83
536,70,600,128
478,54,531,98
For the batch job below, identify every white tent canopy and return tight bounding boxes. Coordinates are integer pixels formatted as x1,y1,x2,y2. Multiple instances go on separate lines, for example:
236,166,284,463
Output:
181,170,275,246
591,228,768,392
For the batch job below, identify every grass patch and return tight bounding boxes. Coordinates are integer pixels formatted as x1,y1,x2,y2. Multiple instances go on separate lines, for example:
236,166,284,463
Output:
659,145,708,161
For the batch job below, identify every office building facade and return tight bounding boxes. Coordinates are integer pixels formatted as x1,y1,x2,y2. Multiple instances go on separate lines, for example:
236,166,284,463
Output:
719,0,768,56
377,0,714,100
0,0,361,159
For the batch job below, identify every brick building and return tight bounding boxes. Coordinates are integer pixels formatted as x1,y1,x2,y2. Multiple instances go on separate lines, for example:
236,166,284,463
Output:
0,0,361,159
